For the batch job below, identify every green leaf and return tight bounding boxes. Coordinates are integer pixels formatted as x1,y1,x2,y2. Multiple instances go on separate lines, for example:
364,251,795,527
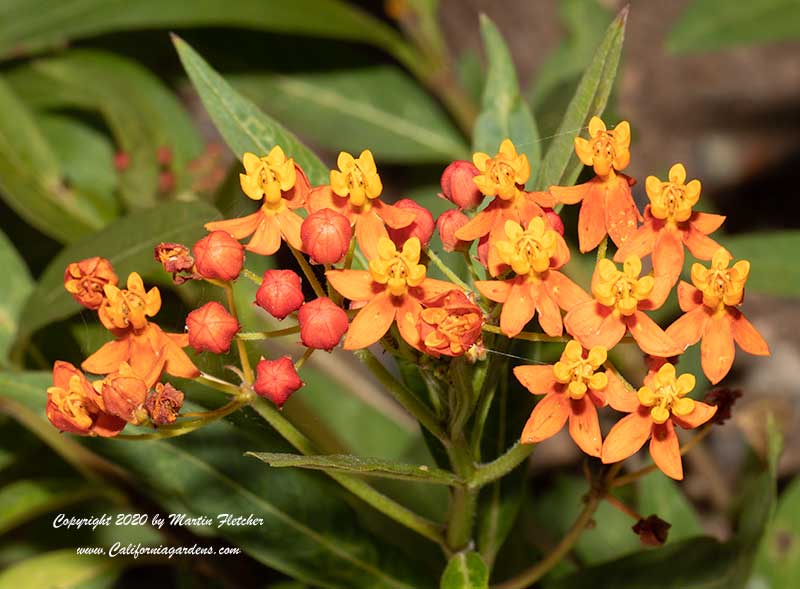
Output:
440,551,489,589
473,16,540,177
667,0,800,53
247,452,461,485
722,231,800,297
0,229,32,366
534,7,627,191
174,36,329,185
7,50,204,208
0,549,123,589
232,66,468,163
753,476,800,587
16,200,220,344
637,473,703,543
0,76,103,242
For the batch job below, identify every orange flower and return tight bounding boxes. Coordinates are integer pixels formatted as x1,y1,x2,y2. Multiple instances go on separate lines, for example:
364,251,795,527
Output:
307,150,415,260
97,360,163,424
514,341,629,456
326,236,456,350
564,256,680,356
602,363,717,479
454,139,556,276
614,164,726,286
46,361,125,437
63,257,118,310
475,217,589,337
204,147,309,255
549,117,641,252
666,248,769,384
416,290,483,358
82,272,199,381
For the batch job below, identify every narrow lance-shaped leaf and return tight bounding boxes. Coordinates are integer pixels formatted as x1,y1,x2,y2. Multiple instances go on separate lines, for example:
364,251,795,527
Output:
0,228,32,367
440,551,489,589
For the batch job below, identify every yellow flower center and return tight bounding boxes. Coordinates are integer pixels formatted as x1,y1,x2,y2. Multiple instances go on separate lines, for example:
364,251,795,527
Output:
472,139,530,201
495,217,557,278
240,147,297,207
100,273,161,332
592,256,653,316
646,163,701,224
637,363,696,424
369,237,426,297
552,341,608,400
47,375,94,429
330,150,383,208
691,248,749,312
574,117,630,178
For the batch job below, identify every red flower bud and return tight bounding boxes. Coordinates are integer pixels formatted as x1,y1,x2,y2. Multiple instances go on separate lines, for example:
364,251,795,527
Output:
255,270,304,319
158,171,175,193
298,297,349,351
63,257,118,310
301,208,352,264
436,209,471,252
542,207,565,236
440,160,483,210
254,356,303,407
193,231,244,281
387,199,435,248
145,383,185,425
156,145,173,166
114,151,130,171
186,301,240,354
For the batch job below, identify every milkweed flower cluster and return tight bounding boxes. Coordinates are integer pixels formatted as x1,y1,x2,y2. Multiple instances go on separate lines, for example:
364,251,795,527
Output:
46,116,768,482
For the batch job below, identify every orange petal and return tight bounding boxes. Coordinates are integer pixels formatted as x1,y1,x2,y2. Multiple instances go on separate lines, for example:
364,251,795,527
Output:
53,361,82,390
475,279,512,303
374,201,416,229
205,211,261,240
569,397,602,457
355,211,389,261
690,212,725,235
544,271,591,311
514,197,545,227
577,183,607,252
683,226,725,261
91,413,127,438
677,281,703,312
564,301,626,350
246,215,281,255
307,185,351,219
326,270,378,301
343,291,396,350
627,311,682,357
673,401,717,429
731,310,770,356
532,284,563,336
500,281,536,337
551,232,571,269
604,370,640,412
82,338,131,375
417,278,462,300
605,178,640,248
641,273,676,311
601,408,652,464
613,218,657,263
396,296,422,350
513,365,557,394
652,230,684,287
549,182,589,205
525,189,557,208
701,313,735,384
521,392,569,444
159,334,200,379
277,210,304,251
666,307,709,351
649,421,683,480
455,207,499,241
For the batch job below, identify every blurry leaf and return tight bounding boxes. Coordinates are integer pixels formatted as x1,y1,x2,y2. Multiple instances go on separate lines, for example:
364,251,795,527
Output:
477,462,526,569
232,66,468,163
473,16,540,178
456,48,485,105
534,7,627,191
247,452,461,485
0,77,103,242
440,551,489,589
174,36,329,185
16,201,220,344
0,549,123,589
722,231,800,297
752,476,800,587
667,0,800,53
637,473,703,543
8,50,204,208
0,228,32,366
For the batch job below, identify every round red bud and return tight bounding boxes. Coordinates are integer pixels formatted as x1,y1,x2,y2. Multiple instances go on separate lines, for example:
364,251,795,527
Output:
542,207,565,236
255,269,304,320
186,301,240,354
440,160,483,210
298,297,349,351
254,356,303,407
436,209,471,252
387,199,435,248
193,231,244,281
301,208,352,264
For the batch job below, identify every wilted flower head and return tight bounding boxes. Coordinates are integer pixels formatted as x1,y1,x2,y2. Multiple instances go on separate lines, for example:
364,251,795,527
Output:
633,515,671,547
63,257,118,310
417,290,483,358
154,242,195,283
97,362,152,424
145,383,185,426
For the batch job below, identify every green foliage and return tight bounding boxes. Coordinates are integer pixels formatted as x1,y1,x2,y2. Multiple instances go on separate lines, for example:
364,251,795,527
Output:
0,549,123,589
753,476,800,587
440,551,489,589
0,229,32,367
637,473,703,543
724,231,800,297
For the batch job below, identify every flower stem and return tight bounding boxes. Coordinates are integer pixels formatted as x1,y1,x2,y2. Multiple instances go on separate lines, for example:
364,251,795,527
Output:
425,247,472,292
115,398,249,441
462,250,482,283
294,347,314,370
289,245,326,299
223,282,253,385
445,439,478,552
470,442,534,488
242,268,262,285
237,326,300,340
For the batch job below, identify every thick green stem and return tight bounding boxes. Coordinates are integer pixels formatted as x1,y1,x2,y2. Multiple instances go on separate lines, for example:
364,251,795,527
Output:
470,442,534,489
223,282,253,384
445,439,478,552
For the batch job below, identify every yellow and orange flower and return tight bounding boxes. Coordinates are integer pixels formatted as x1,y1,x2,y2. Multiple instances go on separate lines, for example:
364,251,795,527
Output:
307,150,415,260
514,341,629,456
454,139,557,276
666,248,769,384
416,290,483,358
204,147,309,255
549,117,641,252
326,236,456,349
82,272,198,381
475,217,589,337
64,257,118,310
602,362,717,479
564,256,680,356
614,164,726,286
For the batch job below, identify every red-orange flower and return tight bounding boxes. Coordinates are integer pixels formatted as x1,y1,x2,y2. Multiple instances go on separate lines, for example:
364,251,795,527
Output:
254,356,303,408
204,147,309,255
416,290,483,358
97,360,163,424
307,150,415,260
186,301,240,354
255,269,304,320
549,117,641,252
602,362,717,479
436,209,471,252
666,248,769,384
326,236,456,350
614,163,726,286
82,272,199,381
440,160,483,210
387,199,435,248
63,257,118,310
298,297,349,351
475,217,589,337
193,231,244,282
564,256,680,356
301,208,352,264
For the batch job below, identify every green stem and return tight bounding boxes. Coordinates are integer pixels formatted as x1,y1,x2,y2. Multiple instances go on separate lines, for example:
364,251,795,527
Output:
597,236,608,262
470,442,534,489
445,439,478,551
237,326,300,340
223,282,253,384
289,245,326,299
425,247,472,292
242,268,262,285
462,250,482,283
